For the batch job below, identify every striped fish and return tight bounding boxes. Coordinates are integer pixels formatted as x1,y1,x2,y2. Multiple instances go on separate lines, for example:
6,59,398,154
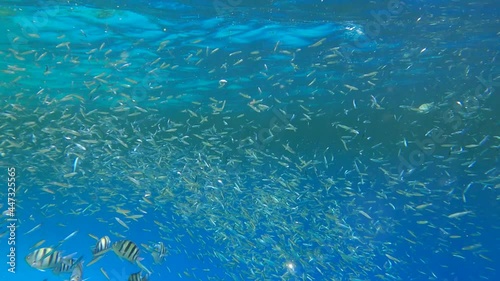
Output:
112,240,140,263
25,247,67,270
151,242,167,265
70,261,84,281
52,256,83,275
87,236,112,267
92,236,111,257
128,271,148,281
25,248,73,271
113,240,152,275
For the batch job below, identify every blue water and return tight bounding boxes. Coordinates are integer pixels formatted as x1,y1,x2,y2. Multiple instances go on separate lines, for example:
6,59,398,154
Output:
0,0,498,280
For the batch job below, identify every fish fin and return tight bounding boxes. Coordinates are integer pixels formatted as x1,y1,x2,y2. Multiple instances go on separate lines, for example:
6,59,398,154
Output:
62,252,78,261
96,247,112,256
72,255,84,268
136,260,152,275
86,255,104,267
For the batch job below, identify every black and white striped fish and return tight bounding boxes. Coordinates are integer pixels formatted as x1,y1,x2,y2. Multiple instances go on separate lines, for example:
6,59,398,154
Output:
52,255,83,274
69,260,84,281
151,242,167,265
128,271,148,281
87,236,112,267
112,240,140,263
112,240,151,275
25,247,74,271
92,236,111,257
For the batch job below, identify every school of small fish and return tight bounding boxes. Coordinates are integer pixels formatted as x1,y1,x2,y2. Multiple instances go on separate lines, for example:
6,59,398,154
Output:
0,2,498,281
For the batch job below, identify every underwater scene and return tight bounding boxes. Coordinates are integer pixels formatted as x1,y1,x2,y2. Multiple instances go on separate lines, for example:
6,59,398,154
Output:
0,0,498,280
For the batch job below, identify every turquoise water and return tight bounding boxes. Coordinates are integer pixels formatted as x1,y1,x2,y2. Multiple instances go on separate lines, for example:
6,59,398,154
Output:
0,1,498,280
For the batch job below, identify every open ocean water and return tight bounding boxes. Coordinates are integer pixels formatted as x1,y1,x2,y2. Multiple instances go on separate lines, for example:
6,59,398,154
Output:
0,0,498,280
